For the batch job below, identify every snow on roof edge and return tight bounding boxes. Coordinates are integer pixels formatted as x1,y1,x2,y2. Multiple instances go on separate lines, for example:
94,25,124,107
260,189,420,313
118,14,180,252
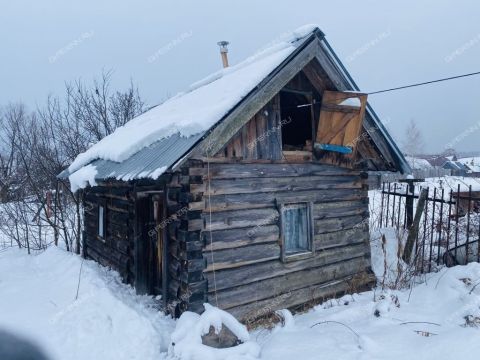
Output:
67,25,320,178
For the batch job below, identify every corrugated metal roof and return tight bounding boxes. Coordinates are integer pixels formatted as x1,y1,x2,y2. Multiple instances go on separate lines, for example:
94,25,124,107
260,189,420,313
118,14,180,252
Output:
59,133,203,180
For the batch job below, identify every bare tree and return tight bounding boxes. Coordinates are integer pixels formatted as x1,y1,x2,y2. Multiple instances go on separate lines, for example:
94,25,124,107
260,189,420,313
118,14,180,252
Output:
0,104,27,203
403,119,425,170
0,70,145,254
403,119,425,156
65,70,144,143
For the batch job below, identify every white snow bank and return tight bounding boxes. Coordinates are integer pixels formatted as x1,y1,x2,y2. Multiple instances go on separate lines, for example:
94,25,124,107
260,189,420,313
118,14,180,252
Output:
405,156,433,170
339,97,361,107
2,241,480,359
256,263,480,360
370,227,408,286
169,303,260,360
0,247,175,360
69,164,97,191
68,25,318,175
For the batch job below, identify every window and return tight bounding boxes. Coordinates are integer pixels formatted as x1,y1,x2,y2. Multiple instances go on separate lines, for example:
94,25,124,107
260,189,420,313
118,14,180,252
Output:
280,90,314,151
98,204,105,240
314,91,367,163
281,203,313,261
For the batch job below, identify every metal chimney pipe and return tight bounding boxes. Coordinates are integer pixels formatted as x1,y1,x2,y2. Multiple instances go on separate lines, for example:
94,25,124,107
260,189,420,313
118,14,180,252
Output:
217,41,229,68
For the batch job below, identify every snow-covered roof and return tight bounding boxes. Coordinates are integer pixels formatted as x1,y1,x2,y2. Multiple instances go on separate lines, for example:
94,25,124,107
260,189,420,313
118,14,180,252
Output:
419,176,480,192
66,25,317,181
444,160,470,171
458,157,480,172
405,156,433,171
63,24,410,189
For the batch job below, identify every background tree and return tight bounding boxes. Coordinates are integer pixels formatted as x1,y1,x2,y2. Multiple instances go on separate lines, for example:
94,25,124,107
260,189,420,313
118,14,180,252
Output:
0,70,145,254
402,119,425,171
402,119,425,157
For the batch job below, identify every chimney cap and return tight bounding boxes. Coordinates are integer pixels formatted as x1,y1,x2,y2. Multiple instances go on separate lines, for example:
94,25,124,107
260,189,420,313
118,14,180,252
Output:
217,41,229,52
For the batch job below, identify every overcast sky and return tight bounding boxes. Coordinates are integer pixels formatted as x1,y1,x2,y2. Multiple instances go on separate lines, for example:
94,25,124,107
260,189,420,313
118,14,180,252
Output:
1,0,480,154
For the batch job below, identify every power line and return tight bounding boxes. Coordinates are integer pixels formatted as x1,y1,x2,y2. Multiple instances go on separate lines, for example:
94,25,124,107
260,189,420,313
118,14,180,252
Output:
292,70,480,109
368,71,480,95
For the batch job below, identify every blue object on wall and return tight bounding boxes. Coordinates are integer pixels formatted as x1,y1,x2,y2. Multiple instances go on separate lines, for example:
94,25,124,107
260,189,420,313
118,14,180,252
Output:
314,143,353,154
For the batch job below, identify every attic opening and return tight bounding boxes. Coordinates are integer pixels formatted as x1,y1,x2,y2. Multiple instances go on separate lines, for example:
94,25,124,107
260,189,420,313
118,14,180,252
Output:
279,90,314,152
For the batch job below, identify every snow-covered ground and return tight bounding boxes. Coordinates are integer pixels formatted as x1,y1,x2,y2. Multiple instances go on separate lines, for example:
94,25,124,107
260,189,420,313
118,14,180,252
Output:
1,241,480,359
0,247,175,360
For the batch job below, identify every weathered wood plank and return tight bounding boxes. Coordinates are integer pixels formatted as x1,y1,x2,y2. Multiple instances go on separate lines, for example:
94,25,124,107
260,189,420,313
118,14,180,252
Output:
229,271,373,321
213,256,366,309
188,219,203,231
204,188,367,212
205,242,367,291
315,214,367,234
204,243,280,271
203,208,279,231
315,227,369,250
313,199,367,219
189,162,359,179
86,237,130,269
191,175,362,195
203,224,279,251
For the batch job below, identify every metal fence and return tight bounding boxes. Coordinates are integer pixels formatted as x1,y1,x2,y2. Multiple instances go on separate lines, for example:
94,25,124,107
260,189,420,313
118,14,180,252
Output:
380,182,480,273
368,169,453,189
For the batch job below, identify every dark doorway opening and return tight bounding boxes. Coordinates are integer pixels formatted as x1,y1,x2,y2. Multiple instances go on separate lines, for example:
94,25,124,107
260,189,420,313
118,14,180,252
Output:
280,90,314,151
135,192,167,307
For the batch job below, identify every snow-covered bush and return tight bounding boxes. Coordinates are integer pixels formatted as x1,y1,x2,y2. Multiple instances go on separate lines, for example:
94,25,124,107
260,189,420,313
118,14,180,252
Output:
169,304,260,360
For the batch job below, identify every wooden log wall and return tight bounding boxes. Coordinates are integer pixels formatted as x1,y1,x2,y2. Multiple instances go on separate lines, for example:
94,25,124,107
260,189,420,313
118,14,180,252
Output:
189,162,373,322
215,94,283,161
83,182,136,285
81,171,207,317
165,160,208,317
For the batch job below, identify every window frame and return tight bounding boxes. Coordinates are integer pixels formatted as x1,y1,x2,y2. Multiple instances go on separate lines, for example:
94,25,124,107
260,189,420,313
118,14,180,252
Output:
97,201,107,242
279,89,315,153
279,201,315,262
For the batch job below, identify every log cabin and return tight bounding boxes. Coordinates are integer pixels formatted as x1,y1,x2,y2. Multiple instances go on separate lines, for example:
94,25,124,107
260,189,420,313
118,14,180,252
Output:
59,25,410,322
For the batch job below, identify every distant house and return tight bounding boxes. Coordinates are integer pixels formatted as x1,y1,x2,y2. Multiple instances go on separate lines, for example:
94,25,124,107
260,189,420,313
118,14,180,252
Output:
60,26,409,321
405,156,433,171
442,160,470,176
422,155,450,168
457,156,480,175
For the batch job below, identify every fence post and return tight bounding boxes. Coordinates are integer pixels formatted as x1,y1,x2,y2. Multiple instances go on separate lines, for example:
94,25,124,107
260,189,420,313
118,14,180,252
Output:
466,185,472,264
454,184,460,261
400,178,424,228
421,187,430,273
386,183,391,227
437,188,445,265
379,182,385,227
403,188,428,264
406,182,414,227
446,190,452,253
391,183,397,227
429,188,437,271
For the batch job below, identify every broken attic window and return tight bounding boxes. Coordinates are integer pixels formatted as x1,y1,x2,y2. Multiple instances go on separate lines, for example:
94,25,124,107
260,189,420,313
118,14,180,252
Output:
280,91,313,151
